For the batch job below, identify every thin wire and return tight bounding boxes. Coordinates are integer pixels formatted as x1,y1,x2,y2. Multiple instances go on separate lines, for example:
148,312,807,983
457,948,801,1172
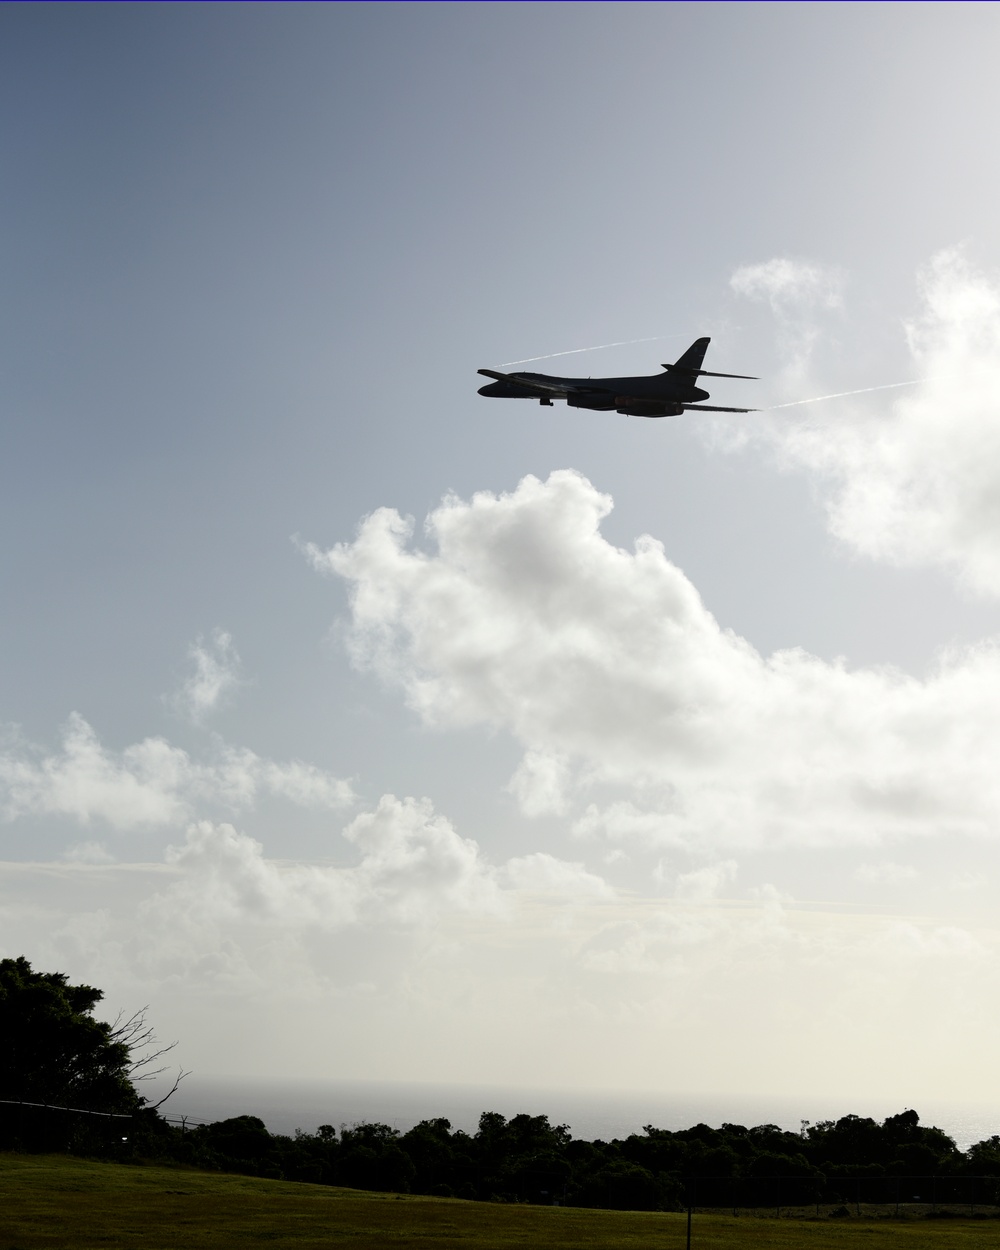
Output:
0,1098,132,1118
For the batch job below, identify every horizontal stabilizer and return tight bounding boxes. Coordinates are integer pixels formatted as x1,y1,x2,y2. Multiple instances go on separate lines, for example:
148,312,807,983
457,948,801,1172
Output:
662,366,758,380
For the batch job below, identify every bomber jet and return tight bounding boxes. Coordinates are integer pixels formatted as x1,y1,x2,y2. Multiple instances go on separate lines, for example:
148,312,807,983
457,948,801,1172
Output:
478,336,756,418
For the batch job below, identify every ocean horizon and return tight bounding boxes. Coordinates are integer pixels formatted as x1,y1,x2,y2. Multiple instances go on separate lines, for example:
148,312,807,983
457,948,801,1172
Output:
159,1076,1000,1154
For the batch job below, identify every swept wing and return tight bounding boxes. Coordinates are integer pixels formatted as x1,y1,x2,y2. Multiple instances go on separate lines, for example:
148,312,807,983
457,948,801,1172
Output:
476,368,611,399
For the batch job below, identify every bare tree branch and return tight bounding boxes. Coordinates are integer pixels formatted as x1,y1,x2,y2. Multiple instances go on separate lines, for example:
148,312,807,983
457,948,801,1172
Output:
108,1005,185,1094
146,1067,190,1110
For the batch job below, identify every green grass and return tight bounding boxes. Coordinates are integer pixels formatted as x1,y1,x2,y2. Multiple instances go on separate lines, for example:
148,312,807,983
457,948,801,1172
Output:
1,1154,998,1250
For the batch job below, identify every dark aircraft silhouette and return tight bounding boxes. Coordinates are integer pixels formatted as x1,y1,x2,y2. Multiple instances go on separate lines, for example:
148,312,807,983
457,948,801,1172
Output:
478,336,757,418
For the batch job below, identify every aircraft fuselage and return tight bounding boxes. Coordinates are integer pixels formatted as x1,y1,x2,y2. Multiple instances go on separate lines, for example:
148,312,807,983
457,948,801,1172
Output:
478,371,710,407
476,338,757,418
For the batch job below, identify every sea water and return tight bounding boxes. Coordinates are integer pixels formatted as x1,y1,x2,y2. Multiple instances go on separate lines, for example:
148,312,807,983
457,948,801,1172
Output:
161,1076,1000,1153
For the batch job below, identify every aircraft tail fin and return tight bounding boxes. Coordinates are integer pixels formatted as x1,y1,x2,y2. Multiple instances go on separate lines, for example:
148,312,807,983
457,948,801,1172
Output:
668,336,711,375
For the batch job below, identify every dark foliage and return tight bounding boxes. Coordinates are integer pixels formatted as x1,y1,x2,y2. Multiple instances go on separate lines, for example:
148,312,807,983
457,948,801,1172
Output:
146,1105,1000,1214
0,956,183,1155
0,956,138,1111
0,956,148,1152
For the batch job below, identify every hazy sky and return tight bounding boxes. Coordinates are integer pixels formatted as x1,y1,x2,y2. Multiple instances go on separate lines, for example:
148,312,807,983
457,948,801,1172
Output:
5,1,1000,1108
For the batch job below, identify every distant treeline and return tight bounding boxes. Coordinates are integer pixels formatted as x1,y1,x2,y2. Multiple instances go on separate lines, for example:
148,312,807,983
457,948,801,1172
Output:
3,959,999,1212
6,1102,1000,1210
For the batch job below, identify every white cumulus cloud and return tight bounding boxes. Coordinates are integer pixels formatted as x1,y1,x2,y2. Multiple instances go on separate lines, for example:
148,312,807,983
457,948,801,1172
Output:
736,249,1000,596
342,795,504,922
730,257,844,312
0,713,354,830
313,469,1000,851
136,795,601,952
501,851,613,898
675,859,738,902
171,628,243,724
730,257,845,389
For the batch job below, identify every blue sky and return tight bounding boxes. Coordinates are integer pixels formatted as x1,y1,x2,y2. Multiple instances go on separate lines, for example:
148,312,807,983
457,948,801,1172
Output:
5,2,1000,1107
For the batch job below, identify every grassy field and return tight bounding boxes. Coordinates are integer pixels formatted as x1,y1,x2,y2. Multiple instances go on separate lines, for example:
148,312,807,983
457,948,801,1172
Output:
2,1154,999,1250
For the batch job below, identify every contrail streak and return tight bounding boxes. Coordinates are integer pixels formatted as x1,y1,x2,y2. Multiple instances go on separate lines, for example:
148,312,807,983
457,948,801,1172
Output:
501,334,682,367
765,379,920,410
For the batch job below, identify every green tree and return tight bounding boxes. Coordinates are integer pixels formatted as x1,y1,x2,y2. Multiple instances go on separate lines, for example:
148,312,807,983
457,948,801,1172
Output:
339,1122,416,1192
0,956,144,1113
966,1135,1000,1177
401,1117,460,1194
0,954,187,1157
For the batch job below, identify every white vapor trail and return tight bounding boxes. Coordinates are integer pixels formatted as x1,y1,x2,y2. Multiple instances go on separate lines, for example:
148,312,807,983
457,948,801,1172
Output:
765,379,920,410
501,334,682,367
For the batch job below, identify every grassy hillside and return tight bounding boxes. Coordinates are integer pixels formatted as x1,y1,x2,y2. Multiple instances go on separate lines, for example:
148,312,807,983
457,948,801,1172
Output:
1,1153,999,1249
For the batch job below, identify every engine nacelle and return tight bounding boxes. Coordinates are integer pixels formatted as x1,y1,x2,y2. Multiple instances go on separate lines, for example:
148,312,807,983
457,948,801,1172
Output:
567,393,616,411
616,400,684,418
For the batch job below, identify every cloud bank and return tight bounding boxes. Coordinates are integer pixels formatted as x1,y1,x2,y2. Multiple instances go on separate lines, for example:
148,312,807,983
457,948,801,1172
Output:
4,833,997,1098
